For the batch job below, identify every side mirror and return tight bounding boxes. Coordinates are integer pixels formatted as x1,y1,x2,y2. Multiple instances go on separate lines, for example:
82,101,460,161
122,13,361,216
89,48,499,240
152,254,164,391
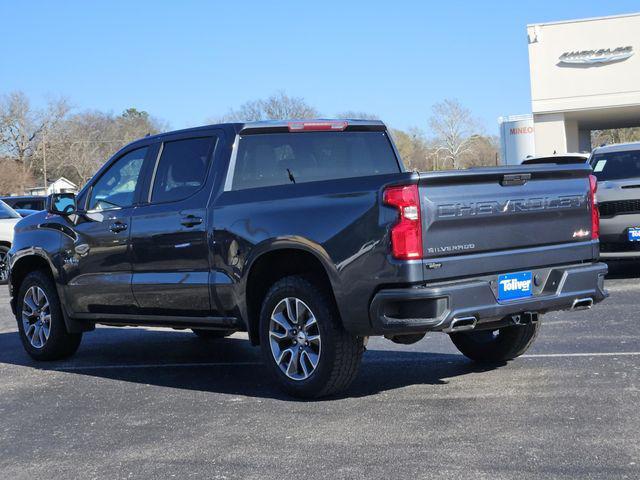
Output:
47,193,77,216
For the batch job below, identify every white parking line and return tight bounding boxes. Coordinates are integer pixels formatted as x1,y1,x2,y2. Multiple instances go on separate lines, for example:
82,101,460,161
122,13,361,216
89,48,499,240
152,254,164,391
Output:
46,351,640,371
523,351,640,358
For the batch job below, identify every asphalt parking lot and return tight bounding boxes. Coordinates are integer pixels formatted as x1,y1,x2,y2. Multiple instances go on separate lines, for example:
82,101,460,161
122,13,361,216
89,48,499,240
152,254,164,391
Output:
0,263,639,480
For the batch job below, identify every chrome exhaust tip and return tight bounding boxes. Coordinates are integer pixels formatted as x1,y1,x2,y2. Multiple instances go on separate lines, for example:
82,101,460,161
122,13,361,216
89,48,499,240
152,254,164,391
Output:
444,316,477,333
571,297,593,311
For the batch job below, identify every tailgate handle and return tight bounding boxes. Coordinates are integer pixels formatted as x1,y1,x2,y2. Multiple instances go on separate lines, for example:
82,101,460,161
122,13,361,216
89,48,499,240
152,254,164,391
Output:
501,173,531,186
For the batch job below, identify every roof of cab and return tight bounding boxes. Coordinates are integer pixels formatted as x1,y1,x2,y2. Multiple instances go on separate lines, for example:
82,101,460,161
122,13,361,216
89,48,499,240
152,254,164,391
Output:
134,119,387,143
592,141,640,154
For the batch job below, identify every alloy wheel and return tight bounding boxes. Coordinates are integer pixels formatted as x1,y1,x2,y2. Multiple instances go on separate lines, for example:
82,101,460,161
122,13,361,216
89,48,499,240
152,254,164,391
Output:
21,286,52,349
269,297,322,381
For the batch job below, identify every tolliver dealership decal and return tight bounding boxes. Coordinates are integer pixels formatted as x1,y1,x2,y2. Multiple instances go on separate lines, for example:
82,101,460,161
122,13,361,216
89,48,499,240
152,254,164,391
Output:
558,46,633,65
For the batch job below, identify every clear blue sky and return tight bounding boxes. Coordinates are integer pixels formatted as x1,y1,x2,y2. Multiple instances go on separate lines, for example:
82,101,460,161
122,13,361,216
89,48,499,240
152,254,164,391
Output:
1,1,639,135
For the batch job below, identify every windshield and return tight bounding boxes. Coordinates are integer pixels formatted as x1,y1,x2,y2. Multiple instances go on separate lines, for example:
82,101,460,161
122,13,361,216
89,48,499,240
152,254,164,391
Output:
0,200,21,219
591,150,640,181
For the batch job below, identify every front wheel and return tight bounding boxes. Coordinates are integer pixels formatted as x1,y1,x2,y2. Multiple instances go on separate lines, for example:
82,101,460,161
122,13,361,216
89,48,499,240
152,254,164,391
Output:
16,271,82,360
449,321,541,363
259,275,364,399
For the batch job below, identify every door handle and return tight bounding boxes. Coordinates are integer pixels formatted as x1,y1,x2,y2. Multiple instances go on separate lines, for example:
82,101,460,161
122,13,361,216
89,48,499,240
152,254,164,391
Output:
180,215,203,227
109,221,128,233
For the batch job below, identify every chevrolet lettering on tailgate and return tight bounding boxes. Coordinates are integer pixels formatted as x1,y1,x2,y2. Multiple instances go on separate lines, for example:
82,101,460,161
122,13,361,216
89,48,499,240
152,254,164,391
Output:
436,195,585,218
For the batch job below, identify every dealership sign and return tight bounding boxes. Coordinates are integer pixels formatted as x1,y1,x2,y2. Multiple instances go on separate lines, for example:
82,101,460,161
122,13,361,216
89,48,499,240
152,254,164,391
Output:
558,46,633,65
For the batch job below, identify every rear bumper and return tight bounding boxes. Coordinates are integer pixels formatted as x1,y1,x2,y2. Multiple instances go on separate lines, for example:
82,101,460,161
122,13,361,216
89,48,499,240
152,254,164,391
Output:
369,262,608,335
599,250,640,259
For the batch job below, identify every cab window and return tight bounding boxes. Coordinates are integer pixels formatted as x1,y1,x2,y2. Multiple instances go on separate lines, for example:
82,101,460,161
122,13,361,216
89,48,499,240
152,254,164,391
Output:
88,147,148,211
150,137,214,204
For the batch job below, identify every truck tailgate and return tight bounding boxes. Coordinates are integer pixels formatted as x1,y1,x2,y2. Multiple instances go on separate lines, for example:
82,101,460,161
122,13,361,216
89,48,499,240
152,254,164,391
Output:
418,164,594,260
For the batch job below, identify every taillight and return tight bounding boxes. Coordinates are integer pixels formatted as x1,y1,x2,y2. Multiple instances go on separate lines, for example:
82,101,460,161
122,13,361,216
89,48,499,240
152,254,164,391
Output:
288,121,348,132
383,184,423,260
589,174,599,240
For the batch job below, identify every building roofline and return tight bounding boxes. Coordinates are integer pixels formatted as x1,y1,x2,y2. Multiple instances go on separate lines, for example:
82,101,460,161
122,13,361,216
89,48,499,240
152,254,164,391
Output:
527,11,640,28
54,176,77,187
498,114,533,123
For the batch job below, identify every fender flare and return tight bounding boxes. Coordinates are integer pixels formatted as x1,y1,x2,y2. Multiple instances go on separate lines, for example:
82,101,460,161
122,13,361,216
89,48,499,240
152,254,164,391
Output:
10,248,93,333
239,237,343,342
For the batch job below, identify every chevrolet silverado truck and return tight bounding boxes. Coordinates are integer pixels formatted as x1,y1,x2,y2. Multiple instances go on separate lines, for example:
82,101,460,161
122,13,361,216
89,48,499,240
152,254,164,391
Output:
7,120,607,398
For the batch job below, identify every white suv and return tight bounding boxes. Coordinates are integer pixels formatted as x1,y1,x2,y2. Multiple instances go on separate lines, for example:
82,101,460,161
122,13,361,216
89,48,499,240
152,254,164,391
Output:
0,200,21,283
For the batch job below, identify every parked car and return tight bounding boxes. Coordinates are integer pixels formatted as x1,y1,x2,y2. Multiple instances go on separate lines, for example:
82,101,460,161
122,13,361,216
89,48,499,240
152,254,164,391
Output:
0,200,22,284
0,195,46,211
521,153,589,165
7,120,607,398
589,142,640,259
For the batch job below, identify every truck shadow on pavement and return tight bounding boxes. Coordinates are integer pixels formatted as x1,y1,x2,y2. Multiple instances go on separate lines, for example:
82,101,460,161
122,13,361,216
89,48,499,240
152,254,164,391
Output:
0,328,502,401
604,260,640,279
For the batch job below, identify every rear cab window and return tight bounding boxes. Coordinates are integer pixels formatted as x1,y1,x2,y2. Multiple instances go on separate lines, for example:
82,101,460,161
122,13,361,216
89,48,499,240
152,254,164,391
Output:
231,131,400,190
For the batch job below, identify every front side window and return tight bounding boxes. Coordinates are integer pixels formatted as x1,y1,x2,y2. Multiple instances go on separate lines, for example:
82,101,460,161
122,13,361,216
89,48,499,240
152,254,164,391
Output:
88,147,148,211
151,137,214,203
591,150,640,181
231,131,400,190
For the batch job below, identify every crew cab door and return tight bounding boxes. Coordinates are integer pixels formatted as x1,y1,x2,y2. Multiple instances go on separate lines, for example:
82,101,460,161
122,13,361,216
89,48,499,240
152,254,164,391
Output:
129,133,218,316
65,145,152,315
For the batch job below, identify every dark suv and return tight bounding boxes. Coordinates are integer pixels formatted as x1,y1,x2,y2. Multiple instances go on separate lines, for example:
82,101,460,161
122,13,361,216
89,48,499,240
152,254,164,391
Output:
0,195,46,211
7,120,607,397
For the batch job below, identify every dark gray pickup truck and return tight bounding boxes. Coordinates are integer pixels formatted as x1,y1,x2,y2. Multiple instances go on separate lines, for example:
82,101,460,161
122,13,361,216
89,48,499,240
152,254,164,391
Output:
7,120,607,398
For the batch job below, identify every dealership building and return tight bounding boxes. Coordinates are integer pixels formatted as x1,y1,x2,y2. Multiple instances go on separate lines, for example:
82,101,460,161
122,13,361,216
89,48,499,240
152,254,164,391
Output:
501,12,640,163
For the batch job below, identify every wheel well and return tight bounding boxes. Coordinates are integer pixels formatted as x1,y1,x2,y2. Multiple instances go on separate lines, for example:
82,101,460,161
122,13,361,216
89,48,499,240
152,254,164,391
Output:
245,249,337,345
11,255,54,299
0,241,10,249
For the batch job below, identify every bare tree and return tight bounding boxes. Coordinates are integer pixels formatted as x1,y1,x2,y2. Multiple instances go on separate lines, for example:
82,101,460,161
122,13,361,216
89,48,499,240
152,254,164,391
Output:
591,127,640,148
0,157,34,195
115,108,166,144
0,91,70,191
428,99,479,169
335,111,380,120
390,127,436,171
461,134,500,167
44,108,165,187
43,111,116,186
217,91,320,122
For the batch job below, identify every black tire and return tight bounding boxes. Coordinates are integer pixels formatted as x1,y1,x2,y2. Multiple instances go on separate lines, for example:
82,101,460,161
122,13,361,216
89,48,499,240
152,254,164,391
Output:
259,275,364,399
0,245,9,285
449,321,540,363
16,270,82,361
192,329,235,339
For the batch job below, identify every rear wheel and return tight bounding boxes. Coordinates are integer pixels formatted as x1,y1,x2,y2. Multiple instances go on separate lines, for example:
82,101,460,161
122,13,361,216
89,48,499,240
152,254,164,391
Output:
192,329,235,339
259,275,364,399
0,245,9,285
16,270,82,360
449,321,540,363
